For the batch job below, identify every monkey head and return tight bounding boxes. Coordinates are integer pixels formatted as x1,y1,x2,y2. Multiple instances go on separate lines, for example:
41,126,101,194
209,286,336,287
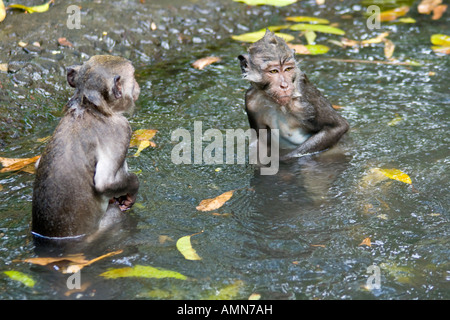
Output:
66,55,140,115
238,30,301,106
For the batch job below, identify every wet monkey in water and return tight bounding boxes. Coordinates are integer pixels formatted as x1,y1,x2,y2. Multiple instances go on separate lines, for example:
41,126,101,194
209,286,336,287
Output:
238,30,349,161
32,55,140,241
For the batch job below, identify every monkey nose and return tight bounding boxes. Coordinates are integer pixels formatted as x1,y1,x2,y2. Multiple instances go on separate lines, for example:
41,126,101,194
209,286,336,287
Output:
280,82,288,90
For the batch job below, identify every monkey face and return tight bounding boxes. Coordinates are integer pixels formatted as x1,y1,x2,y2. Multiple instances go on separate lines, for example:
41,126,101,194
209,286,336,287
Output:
262,61,297,106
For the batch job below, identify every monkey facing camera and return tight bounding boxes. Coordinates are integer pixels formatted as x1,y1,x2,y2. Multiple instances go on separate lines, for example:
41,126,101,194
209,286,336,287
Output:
32,55,140,242
238,30,349,161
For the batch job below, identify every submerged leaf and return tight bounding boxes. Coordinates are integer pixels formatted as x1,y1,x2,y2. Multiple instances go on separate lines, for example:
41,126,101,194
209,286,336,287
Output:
176,232,203,261
232,30,294,43
285,16,330,24
289,23,345,35
3,270,35,288
232,0,297,7
100,265,187,280
359,237,372,247
384,39,395,58
196,190,234,211
203,280,245,300
7,0,54,13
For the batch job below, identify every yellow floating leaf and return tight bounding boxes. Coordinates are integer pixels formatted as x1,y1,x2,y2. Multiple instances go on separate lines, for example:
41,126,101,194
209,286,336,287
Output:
289,23,345,35
196,190,234,211
248,293,261,300
359,168,390,188
232,0,297,7
266,24,291,32
0,0,6,23
0,155,40,173
359,237,371,247
232,30,294,43
192,56,221,70
7,0,54,13
3,270,35,288
378,168,412,184
431,34,450,46
176,232,203,261
285,16,330,24
130,129,157,156
100,265,187,280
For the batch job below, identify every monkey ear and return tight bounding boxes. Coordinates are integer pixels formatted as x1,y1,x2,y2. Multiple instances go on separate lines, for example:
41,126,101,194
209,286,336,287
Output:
112,75,122,99
66,65,81,88
238,54,250,74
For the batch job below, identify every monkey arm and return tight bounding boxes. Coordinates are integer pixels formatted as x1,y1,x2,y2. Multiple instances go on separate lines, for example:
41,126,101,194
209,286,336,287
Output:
93,145,139,199
279,119,348,161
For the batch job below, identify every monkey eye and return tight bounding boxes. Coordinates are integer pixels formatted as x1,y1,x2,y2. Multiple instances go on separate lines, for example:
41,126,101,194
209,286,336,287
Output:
284,67,294,72
268,70,279,74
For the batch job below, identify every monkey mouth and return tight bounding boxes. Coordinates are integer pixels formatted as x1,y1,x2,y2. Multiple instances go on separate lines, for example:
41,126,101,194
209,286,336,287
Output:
276,95,292,105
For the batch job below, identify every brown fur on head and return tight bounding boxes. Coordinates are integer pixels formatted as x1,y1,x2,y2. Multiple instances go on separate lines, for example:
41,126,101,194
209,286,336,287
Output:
66,55,140,116
238,30,300,106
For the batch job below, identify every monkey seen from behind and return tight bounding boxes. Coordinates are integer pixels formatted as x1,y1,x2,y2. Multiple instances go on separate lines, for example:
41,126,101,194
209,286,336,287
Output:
32,55,140,241
238,30,349,161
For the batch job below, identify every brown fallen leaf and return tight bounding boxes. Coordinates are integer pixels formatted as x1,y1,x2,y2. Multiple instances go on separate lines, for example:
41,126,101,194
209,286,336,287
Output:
432,4,447,20
359,237,372,247
196,190,234,212
192,56,221,70
287,43,311,54
379,6,410,22
311,244,326,248
332,105,344,110
58,37,73,47
18,250,123,274
418,0,442,14
0,156,40,173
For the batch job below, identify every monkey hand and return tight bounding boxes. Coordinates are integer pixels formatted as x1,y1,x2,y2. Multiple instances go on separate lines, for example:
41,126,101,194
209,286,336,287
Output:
111,193,136,212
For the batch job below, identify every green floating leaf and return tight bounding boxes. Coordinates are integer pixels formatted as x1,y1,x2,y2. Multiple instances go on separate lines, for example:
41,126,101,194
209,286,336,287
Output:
231,30,294,43
289,23,345,35
397,17,416,23
304,30,317,45
100,265,187,280
3,270,36,288
431,34,450,46
286,16,330,24
266,25,290,32
305,44,330,54
232,0,297,7
176,233,202,260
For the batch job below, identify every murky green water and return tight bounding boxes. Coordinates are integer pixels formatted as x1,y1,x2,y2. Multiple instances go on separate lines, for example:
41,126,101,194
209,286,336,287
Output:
0,0,448,300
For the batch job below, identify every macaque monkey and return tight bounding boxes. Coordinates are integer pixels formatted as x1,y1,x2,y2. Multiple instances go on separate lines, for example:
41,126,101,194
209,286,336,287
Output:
32,55,140,240
238,30,349,161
